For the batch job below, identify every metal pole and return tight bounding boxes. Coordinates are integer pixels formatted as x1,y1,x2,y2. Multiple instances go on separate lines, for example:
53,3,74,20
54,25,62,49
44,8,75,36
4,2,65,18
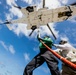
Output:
43,0,45,8
47,23,57,40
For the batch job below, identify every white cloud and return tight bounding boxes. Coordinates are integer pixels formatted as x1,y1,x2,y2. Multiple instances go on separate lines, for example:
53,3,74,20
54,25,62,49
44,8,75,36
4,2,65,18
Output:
57,0,76,5
24,53,30,62
5,13,12,21
59,34,69,41
9,7,23,18
6,0,16,6
21,0,42,10
21,0,76,9
66,0,76,5
21,0,41,5
0,41,15,54
0,1,2,4
12,23,31,36
22,0,32,4
8,45,15,54
0,19,3,29
0,20,3,29
0,41,8,51
69,17,76,23
58,0,68,5
45,0,61,9
5,7,23,20
6,0,23,18
0,20,2,23
33,47,39,53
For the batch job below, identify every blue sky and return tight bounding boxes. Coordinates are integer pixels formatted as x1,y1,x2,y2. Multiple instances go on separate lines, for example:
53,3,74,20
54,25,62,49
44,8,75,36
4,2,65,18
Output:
0,0,76,75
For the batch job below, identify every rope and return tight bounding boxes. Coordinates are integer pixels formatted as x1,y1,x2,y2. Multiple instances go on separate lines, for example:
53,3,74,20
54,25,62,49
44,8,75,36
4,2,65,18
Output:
40,40,76,70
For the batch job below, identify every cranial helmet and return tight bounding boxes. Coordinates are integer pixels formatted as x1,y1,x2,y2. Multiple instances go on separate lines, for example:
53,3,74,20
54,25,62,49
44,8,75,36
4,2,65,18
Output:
59,40,67,44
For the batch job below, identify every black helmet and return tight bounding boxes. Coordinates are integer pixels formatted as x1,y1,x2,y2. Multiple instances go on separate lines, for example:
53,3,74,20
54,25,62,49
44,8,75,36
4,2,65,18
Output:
59,40,67,44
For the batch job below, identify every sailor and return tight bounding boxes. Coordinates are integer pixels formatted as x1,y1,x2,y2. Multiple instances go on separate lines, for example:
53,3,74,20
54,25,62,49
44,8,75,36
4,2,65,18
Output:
23,31,60,75
54,39,76,75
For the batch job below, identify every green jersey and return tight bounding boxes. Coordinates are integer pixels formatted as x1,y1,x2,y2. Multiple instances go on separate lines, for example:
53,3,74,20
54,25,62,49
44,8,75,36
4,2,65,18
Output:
37,36,53,49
